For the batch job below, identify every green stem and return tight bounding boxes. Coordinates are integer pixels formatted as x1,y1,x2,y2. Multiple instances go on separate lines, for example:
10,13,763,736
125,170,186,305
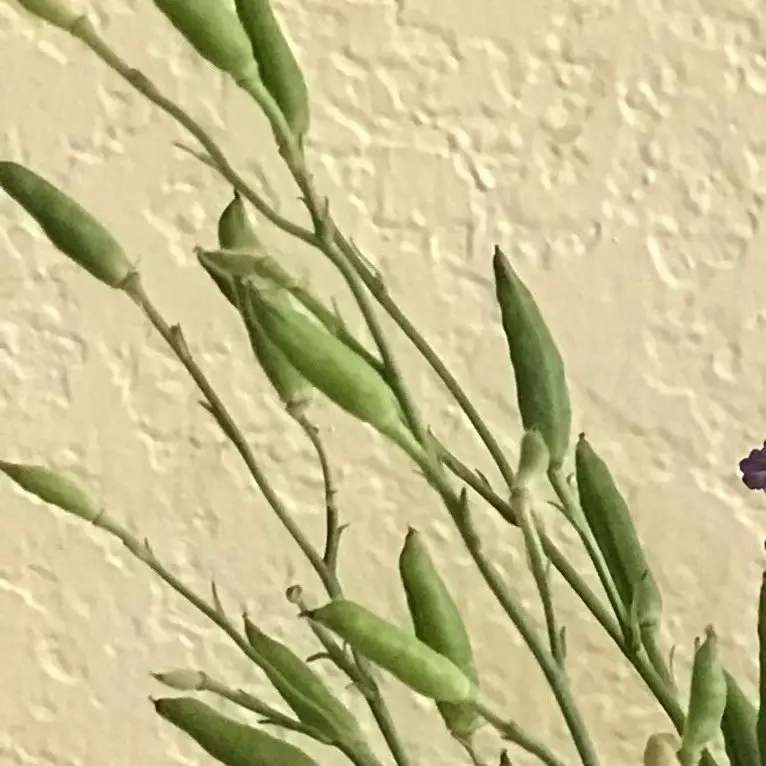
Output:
475,702,568,766
511,487,564,664
121,274,411,766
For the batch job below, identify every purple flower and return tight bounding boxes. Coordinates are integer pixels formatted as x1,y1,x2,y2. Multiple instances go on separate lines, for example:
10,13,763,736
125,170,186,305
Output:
739,441,766,491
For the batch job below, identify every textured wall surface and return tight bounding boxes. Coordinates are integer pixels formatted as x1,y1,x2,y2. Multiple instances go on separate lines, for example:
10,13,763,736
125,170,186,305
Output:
0,0,764,764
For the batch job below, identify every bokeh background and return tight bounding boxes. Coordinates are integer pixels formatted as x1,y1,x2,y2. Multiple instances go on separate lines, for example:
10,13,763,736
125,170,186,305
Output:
1,0,764,764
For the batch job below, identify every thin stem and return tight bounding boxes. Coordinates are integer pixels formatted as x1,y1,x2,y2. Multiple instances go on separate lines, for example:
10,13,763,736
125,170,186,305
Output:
443,491,599,766
548,468,629,637
291,410,342,571
121,274,411,766
70,19,317,249
642,630,676,692
121,274,333,591
474,702,568,766
511,487,564,665
198,674,325,741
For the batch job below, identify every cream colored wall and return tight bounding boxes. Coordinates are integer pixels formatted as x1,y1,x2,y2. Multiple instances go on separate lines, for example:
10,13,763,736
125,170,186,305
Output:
0,1,763,764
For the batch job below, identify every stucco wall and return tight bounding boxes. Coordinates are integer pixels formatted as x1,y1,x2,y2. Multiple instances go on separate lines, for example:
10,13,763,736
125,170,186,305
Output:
1,1,764,764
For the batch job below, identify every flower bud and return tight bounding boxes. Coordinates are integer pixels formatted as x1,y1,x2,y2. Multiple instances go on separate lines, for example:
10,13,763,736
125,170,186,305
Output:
151,669,205,691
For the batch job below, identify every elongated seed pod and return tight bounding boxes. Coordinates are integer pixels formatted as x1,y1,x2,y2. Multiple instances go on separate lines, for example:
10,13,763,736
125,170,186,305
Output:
237,282,312,410
680,626,727,764
0,460,100,522
0,162,134,288
306,600,477,704
721,671,760,766
643,733,681,766
399,528,480,737
757,573,766,766
14,0,80,30
575,433,659,623
248,289,411,443
493,247,571,468
243,616,363,745
218,191,262,251
234,0,311,143
154,697,320,766
152,1,258,82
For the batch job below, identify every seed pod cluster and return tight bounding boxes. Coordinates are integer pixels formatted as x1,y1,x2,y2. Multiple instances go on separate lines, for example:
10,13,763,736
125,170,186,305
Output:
399,528,480,738
152,0,258,82
680,626,727,765
243,617,363,746
493,247,571,468
154,696,320,766
0,460,100,522
575,434,661,641
721,671,759,766
234,0,311,143
0,161,134,288
306,599,478,704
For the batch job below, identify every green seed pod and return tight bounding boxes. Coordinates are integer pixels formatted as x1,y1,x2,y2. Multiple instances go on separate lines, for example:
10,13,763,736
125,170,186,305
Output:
757,572,766,766
154,697,320,766
575,434,658,622
0,161,134,288
515,429,550,489
492,247,571,468
237,282,313,411
0,460,100,522
248,289,413,446
399,528,480,737
680,626,727,764
152,0,259,82
14,0,81,30
643,733,681,766
218,191,262,252
721,671,759,766
305,600,478,704
243,617,363,746
234,0,311,143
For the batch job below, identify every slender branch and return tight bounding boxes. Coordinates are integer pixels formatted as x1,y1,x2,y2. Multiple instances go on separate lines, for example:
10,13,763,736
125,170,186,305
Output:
291,410,342,571
121,273,333,591
511,487,564,665
475,702,568,766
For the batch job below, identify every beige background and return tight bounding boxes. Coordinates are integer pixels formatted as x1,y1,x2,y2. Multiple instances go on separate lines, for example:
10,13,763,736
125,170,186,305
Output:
1,0,764,764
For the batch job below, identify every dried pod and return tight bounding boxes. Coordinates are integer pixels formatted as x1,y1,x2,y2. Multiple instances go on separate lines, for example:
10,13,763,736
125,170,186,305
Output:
154,697,320,766
234,0,310,143
152,0,258,82
305,599,477,704
680,626,727,765
399,528,480,737
0,460,100,522
0,161,134,288
493,247,571,468
243,616,363,746
152,669,205,691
